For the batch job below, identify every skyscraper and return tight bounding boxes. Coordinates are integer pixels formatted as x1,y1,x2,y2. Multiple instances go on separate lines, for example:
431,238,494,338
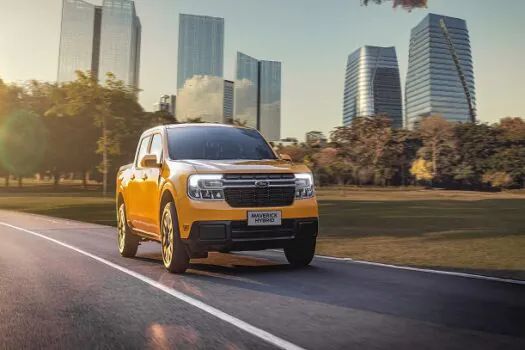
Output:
176,14,224,122
57,0,101,83
99,0,141,88
235,52,259,128
259,60,282,141
223,80,234,124
57,0,141,89
343,46,403,128
405,13,476,129
235,52,282,141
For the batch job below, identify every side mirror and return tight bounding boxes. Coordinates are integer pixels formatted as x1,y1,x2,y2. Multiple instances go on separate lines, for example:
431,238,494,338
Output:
140,154,161,168
280,153,292,162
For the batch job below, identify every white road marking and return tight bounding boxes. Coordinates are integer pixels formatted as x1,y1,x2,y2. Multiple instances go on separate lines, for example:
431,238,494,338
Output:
0,222,305,350
269,249,525,286
348,259,525,286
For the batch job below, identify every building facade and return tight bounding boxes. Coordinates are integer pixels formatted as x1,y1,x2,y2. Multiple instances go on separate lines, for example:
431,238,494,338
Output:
258,60,282,141
223,80,234,124
235,52,282,141
235,52,259,128
405,13,476,129
343,46,403,128
58,0,141,89
57,0,100,82
176,14,224,122
99,0,141,88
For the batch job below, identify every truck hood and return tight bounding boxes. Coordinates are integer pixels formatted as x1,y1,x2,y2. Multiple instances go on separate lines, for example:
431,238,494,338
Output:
176,159,310,174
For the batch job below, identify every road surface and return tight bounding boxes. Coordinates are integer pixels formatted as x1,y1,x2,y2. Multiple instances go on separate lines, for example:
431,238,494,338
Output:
1,210,524,350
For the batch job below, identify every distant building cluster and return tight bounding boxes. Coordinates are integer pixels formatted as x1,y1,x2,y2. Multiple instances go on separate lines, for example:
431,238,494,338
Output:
175,14,282,141
57,3,282,141
343,13,476,130
57,2,476,141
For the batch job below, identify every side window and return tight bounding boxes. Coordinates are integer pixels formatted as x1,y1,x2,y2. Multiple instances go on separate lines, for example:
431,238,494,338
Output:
135,136,151,167
149,134,163,160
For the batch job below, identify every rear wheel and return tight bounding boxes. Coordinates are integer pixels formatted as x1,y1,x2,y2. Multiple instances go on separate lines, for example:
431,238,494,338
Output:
161,202,190,273
117,203,140,257
284,237,316,267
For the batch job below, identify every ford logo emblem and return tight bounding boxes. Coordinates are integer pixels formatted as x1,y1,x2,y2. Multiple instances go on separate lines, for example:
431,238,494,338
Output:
255,181,269,188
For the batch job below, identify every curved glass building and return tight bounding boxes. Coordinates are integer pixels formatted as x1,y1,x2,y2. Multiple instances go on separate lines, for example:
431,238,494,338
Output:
343,46,403,128
405,14,476,129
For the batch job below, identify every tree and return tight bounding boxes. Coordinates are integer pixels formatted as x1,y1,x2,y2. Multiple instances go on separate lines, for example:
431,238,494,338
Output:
362,0,428,11
453,122,501,185
0,110,47,187
46,71,142,196
410,159,433,182
416,116,455,182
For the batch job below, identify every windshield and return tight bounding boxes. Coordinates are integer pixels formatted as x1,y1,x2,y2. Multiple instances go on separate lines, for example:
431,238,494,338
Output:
167,126,277,160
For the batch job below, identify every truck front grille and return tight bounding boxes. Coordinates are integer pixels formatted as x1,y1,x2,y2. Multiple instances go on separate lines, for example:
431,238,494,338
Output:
223,173,296,208
224,187,295,208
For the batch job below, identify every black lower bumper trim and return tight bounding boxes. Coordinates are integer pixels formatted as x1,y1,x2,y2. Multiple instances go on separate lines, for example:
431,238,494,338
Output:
183,218,318,252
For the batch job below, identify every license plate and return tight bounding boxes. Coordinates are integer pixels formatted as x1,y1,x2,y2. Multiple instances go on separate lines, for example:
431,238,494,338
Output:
247,211,282,226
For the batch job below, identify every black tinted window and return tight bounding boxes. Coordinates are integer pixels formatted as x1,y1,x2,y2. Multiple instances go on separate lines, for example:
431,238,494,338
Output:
167,126,277,160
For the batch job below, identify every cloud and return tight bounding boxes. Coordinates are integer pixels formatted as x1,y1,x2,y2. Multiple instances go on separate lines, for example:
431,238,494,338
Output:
176,75,224,123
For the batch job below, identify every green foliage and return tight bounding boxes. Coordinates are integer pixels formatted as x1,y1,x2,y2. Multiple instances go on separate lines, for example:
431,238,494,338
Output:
0,110,47,176
2,73,525,191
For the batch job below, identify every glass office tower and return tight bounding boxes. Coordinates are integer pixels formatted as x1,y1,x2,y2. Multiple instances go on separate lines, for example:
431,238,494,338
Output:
234,52,259,128
405,13,475,129
235,52,282,141
176,14,224,122
259,60,282,141
57,0,100,82
99,0,141,88
58,0,141,88
342,46,403,128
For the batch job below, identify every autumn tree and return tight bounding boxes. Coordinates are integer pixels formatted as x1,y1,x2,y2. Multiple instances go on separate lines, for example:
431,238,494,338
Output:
416,116,455,182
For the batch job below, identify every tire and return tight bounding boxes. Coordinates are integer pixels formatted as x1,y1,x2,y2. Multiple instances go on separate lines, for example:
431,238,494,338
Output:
284,237,316,267
160,202,190,273
117,202,140,258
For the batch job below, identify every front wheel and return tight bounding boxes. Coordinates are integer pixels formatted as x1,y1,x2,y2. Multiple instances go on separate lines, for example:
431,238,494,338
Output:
284,237,316,268
161,202,190,273
117,203,140,257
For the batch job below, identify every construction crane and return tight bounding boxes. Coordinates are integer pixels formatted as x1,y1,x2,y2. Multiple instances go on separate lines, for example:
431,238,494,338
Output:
439,18,476,123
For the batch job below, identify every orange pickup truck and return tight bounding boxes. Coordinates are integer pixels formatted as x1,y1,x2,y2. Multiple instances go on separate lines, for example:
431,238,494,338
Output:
116,124,319,273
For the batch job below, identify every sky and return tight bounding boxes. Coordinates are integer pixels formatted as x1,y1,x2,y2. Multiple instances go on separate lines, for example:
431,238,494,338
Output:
1,0,524,141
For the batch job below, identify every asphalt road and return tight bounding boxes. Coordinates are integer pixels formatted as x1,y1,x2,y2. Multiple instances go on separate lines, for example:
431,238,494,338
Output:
1,210,524,350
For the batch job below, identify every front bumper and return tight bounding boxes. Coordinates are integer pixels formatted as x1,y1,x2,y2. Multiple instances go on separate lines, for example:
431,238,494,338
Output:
182,218,319,252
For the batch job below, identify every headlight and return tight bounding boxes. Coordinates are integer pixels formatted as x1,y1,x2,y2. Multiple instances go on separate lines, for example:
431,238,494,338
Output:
187,174,224,200
295,173,314,199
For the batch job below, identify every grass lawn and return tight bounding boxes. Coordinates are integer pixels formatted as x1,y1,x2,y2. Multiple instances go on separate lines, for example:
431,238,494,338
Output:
1,188,524,279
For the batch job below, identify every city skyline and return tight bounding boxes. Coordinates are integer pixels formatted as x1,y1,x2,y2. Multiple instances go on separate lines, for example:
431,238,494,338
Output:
405,13,475,129
343,46,403,128
57,0,141,87
2,0,524,141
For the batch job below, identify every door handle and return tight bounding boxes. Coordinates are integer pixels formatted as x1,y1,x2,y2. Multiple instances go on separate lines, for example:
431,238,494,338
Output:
142,174,148,180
